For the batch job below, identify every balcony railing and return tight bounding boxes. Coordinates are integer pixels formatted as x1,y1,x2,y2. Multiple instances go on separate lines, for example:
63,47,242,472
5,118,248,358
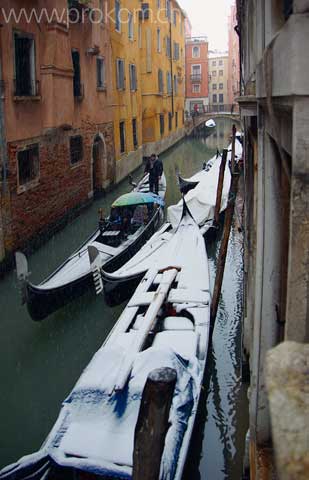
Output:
190,74,202,83
13,79,40,98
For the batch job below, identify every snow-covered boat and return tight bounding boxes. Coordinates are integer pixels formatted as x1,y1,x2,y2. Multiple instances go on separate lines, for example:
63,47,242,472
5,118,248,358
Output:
1,203,211,480
168,135,243,229
101,136,243,305
205,118,216,128
16,174,166,321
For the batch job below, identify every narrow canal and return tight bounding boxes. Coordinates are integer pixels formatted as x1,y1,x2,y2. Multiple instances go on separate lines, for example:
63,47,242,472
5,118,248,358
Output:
0,118,248,478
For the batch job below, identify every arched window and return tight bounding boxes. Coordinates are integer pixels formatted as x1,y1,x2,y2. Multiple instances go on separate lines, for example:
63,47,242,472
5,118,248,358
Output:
192,46,200,58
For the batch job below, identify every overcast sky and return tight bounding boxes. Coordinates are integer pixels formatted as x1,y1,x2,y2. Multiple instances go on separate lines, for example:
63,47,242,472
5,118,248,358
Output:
180,0,234,51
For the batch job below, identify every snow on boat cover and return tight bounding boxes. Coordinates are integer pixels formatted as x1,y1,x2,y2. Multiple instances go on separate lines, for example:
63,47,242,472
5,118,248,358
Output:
0,210,211,480
167,137,243,228
102,138,243,284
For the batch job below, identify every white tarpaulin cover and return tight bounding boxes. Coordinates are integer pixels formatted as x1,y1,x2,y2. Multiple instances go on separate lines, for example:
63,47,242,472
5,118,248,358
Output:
167,138,243,228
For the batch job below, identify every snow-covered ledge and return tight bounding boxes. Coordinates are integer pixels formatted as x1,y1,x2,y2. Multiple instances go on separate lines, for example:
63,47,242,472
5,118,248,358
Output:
266,341,309,480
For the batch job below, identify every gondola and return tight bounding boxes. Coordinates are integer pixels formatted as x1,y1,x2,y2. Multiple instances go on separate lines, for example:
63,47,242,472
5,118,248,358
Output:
0,200,211,480
16,174,166,321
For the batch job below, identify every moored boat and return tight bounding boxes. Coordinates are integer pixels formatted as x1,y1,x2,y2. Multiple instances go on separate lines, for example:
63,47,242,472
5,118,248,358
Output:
16,174,166,321
101,138,242,306
0,202,211,480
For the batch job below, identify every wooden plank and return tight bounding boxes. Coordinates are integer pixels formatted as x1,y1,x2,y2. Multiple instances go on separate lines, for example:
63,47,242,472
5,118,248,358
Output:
114,268,178,391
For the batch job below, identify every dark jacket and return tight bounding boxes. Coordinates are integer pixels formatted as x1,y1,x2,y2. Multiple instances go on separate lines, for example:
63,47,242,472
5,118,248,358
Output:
145,157,163,179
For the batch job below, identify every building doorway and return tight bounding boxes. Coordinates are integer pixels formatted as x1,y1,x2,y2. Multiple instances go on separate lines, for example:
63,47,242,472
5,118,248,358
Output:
92,134,106,197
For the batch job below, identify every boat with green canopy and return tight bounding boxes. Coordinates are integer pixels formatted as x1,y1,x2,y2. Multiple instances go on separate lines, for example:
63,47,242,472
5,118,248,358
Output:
15,175,166,321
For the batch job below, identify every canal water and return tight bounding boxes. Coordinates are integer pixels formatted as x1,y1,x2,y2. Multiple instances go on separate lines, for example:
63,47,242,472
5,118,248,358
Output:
0,118,248,478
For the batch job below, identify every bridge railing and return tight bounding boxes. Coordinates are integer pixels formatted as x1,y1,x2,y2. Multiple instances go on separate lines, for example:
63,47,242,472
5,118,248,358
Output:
186,104,239,118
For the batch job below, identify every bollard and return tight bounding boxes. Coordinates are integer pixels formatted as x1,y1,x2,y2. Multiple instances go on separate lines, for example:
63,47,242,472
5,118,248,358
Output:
214,148,228,225
132,367,177,480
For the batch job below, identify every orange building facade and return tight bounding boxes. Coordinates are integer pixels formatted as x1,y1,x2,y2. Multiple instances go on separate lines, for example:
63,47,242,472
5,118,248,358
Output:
185,36,209,114
0,0,116,265
228,2,240,108
0,0,187,267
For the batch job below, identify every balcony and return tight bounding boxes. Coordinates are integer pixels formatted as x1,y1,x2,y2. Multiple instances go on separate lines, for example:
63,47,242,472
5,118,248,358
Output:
190,74,202,83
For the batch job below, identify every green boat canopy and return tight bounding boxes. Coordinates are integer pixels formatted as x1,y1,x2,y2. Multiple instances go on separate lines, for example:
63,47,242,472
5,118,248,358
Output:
112,192,162,208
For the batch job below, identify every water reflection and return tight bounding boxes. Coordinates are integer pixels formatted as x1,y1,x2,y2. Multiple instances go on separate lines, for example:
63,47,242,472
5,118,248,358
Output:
0,118,247,478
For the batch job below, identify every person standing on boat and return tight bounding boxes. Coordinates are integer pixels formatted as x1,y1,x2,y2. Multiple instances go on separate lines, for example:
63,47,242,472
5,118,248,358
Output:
144,154,163,195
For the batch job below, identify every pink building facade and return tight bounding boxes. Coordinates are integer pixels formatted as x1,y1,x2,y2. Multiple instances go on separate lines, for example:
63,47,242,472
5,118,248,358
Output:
228,3,240,108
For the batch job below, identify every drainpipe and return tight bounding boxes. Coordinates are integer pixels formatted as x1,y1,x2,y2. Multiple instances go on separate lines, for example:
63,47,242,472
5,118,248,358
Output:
169,20,174,116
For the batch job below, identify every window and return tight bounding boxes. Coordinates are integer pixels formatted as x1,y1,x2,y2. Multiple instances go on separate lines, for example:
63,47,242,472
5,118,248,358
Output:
158,69,164,93
168,112,172,131
192,46,200,58
132,119,138,149
18,144,39,185
213,94,217,103
166,36,171,57
173,10,177,26
129,64,137,91
219,59,223,66
14,32,36,97
96,57,105,88
173,74,177,94
219,93,224,103
192,84,200,93
128,12,133,40
119,121,125,153
72,50,82,98
160,114,165,136
157,0,161,8
115,0,121,32
212,83,217,90
219,83,223,89
173,42,180,60
192,65,201,74
70,136,83,165
175,111,178,128
116,59,125,89
166,0,171,19
191,64,201,81
219,70,223,76
166,72,172,94
157,28,161,52
212,60,216,66
212,70,216,76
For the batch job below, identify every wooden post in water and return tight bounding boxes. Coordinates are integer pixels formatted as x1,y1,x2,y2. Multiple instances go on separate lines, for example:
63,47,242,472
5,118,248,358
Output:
133,367,177,480
214,148,228,225
211,171,240,323
231,124,236,173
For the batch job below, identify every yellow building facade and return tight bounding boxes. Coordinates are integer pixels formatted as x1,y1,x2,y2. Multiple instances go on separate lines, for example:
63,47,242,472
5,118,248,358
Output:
109,0,186,181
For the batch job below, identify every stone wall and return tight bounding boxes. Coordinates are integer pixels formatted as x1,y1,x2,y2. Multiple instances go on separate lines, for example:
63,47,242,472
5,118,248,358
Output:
142,127,186,158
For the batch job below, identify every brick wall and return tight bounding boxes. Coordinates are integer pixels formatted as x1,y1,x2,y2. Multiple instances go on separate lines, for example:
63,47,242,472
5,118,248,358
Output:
3,121,115,256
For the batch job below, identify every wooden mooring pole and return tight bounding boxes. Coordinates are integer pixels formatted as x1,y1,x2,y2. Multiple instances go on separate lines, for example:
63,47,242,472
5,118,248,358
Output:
231,124,237,173
214,148,228,225
133,367,177,480
210,170,240,324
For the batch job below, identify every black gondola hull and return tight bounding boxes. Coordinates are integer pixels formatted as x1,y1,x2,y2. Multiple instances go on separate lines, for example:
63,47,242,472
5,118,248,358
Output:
25,209,163,321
